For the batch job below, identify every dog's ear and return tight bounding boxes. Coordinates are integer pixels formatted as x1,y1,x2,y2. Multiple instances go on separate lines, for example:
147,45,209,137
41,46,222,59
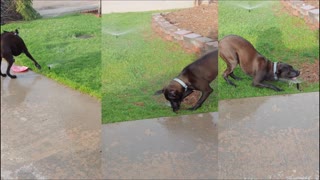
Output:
14,29,19,35
154,89,164,95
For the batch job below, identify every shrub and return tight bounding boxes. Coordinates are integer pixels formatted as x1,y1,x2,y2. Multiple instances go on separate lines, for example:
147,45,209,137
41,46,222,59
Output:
15,0,40,20
1,0,40,24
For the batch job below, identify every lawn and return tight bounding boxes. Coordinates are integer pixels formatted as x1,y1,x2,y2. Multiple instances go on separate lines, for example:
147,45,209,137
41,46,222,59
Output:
102,12,218,123
1,14,101,98
218,1,319,100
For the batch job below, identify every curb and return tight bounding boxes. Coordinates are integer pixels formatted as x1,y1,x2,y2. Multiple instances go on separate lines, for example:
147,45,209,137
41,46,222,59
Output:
281,0,319,29
152,13,218,55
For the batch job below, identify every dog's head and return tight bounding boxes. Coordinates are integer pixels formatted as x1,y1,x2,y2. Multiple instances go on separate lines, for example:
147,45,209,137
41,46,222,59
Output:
155,82,184,112
276,62,300,80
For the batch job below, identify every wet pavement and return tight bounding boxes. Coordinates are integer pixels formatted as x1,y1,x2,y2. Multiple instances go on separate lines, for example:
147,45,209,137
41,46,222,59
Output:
102,112,219,179
33,0,99,18
101,92,318,179
1,63,101,179
219,92,319,179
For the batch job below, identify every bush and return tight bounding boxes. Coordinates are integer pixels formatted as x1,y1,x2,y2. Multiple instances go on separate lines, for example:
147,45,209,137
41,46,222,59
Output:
15,0,40,21
1,0,40,24
1,0,22,24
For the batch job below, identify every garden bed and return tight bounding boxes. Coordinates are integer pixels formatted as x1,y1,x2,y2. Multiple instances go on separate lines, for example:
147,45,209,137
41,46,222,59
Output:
164,2,218,40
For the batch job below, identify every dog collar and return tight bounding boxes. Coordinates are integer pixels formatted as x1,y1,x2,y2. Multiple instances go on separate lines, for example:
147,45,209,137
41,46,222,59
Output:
273,62,278,80
173,78,188,92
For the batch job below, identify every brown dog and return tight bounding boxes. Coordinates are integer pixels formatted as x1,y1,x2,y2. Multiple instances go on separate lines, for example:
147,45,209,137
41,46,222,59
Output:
1,29,41,78
155,50,218,112
219,35,300,91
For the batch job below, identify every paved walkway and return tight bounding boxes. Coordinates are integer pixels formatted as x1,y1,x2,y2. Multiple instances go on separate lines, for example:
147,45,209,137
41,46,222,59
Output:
1,63,101,179
102,92,318,179
101,1,194,14
218,92,319,179
102,112,219,179
33,0,99,17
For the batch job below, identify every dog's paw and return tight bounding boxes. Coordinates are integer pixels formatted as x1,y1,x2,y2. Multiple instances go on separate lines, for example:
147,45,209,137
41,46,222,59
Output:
9,75,17,79
227,81,237,87
229,83,237,88
1,73,7,77
275,88,283,92
35,64,41,69
188,107,198,111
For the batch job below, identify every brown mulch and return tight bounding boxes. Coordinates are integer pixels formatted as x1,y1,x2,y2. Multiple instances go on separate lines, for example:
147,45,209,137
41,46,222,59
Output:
163,2,218,41
303,0,319,8
299,60,319,83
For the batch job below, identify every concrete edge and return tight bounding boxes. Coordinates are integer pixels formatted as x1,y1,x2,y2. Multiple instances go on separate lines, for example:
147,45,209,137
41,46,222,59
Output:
151,13,218,55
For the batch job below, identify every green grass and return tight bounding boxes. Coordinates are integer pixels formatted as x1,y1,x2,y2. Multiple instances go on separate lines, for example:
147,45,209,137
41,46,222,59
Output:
102,12,218,123
218,1,319,100
1,14,101,98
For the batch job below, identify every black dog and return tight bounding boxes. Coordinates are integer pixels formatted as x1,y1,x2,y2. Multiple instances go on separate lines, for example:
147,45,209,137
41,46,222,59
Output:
155,50,218,112
219,35,300,91
1,29,41,78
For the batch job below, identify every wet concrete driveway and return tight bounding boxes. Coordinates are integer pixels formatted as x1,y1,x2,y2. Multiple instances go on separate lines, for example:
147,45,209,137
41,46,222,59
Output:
1,65,101,179
219,92,319,179
102,92,318,179
102,113,219,179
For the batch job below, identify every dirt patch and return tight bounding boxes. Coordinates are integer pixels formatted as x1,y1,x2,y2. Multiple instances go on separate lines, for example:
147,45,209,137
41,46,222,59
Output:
133,102,145,107
182,91,201,106
153,90,201,107
163,2,218,40
299,60,319,83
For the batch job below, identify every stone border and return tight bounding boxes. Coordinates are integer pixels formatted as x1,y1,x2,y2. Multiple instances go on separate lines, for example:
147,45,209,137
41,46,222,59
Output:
152,13,218,55
281,0,319,28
